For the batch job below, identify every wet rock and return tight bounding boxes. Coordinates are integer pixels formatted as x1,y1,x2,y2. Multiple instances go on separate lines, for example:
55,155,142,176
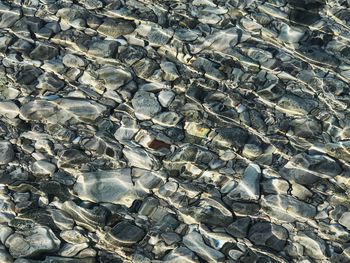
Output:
107,221,146,246
294,231,326,259
226,217,251,238
131,91,161,120
97,19,135,38
163,246,199,263
248,222,288,251
339,212,350,230
123,146,160,170
226,163,261,201
261,194,316,222
31,160,56,176
0,101,19,119
0,141,14,165
152,111,182,127
212,127,248,149
183,231,225,262
73,169,137,207
29,43,58,60
87,40,119,57
132,58,159,79
5,226,60,258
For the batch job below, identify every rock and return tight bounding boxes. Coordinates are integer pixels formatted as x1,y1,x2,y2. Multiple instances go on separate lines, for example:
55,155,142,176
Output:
0,246,12,263
37,72,65,92
73,169,137,207
32,160,56,176
261,194,316,222
59,243,89,257
107,221,146,246
226,217,251,238
248,222,288,251
280,153,342,185
132,91,162,120
152,111,182,127
163,246,199,263
261,178,290,194
29,43,58,60
132,58,159,79
277,94,317,116
123,146,160,170
0,141,14,165
294,231,326,259
180,198,233,226
0,101,19,119
161,61,179,81
60,230,89,244
97,19,135,38
87,40,119,57
62,54,86,68
212,127,248,149
97,66,132,90
226,163,261,201
61,201,108,231
183,231,225,262
339,212,350,230
80,0,103,9
58,149,89,168
158,90,175,107
5,226,60,258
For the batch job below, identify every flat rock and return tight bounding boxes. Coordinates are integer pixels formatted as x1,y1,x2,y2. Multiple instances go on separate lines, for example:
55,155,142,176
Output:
73,169,137,207
107,221,146,246
5,226,60,258
131,91,161,120
183,231,225,262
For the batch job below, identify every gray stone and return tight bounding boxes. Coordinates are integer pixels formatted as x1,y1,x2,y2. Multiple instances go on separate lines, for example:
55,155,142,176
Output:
152,111,182,127
107,221,146,246
0,141,14,165
132,91,161,120
183,231,225,262
5,226,60,258
73,169,137,207
132,58,159,79
32,160,56,176
0,101,19,119
97,19,135,38
339,212,350,230
227,163,261,201
226,217,251,238
29,43,58,60
123,146,160,170
87,40,119,57
248,222,288,251
261,194,316,222
163,246,199,263
158,90,175,107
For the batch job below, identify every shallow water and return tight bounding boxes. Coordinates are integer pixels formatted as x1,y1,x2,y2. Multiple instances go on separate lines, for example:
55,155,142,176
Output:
0,0,350,262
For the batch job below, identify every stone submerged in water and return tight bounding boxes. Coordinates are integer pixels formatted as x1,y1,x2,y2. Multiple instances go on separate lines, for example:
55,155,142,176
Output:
5,226,60,258
73,169,137,207
0,141,14,165
106,221,146,246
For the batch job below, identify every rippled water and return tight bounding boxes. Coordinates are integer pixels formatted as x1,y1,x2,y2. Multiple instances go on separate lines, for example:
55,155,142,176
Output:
0,0,350,262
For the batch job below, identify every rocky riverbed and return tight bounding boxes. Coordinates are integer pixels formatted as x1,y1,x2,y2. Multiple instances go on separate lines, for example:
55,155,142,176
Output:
0,0,350,262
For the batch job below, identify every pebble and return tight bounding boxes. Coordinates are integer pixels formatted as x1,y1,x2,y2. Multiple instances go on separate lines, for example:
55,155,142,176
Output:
0,141,14,165
131,91,162,120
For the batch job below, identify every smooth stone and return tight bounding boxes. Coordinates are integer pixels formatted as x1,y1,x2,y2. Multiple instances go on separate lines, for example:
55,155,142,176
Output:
37,72,64,92
131,91,162,120
5,226,60,258
97,66,132,90
87,40,119,58
261,194,316,222
123,146,160,170
74,169,137,207
158,90,175,107
0,247,12,263
277,94,317,115
0,101,19,119
50,209,74,230
152,111,182,127
107,221,146,246
60,230,89,244
212,127,248,149
339,212,350,230
0,225,13,244
80,0,103,9
62,54,86,68
280,153,342,185
97,19,135,38
0,141,14,165
31,160,56,176
160,61,179,81
248,222,288,251
226,217,251,238
183,231,225,262
57,149,89,168
59,243,89,257
227,163,261,201
163,246,199,263
29,43,58,60
132,58,159,79
294,231,326,259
